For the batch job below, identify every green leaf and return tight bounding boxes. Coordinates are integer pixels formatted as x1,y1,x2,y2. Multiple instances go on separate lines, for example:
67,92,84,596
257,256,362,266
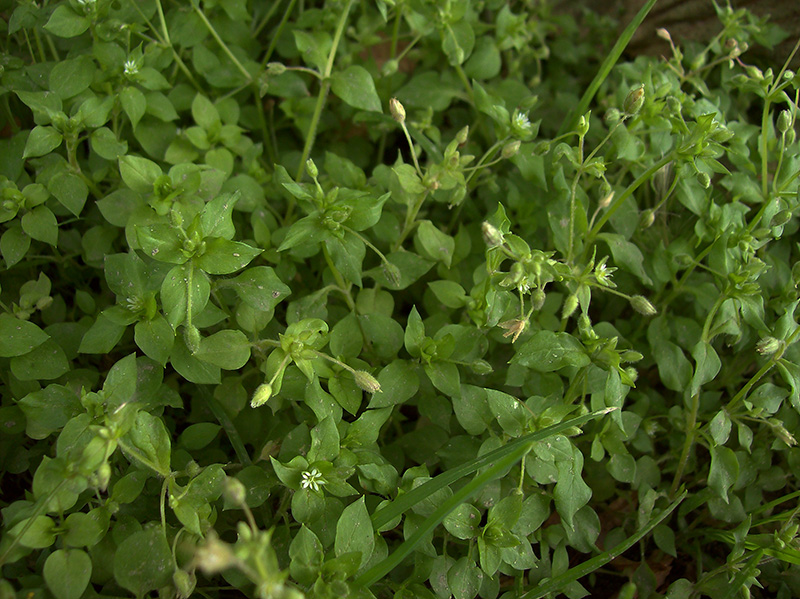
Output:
21,206,58,245
366,250,434,290
121,87,147,131
368,360,419,408
44,549,92,599
119,155,162,193
49,56,95,100
708,445,739,503
424,361,461,398
196,238,262,275
335,496,374,571
512,331,590,371
44,5,90,38
18,384,82,439
200,191,240,239
161,263,210,328
443,503,481,540
23,126,62,158
0,314,49,357
91,127,128,160
120,411,171,476
1,224,31,267
229,266,291,311
331,66,382,112
415,220,455,267
113,528,173,596
194,329,251,369
134,316,175,365
78,311,127,354
690,341,721,396
442,21,475,66
553,444,592,529
47,170,87,216
598,232,652,285
192,93,221,131
404,306,425,358
10,339,69,380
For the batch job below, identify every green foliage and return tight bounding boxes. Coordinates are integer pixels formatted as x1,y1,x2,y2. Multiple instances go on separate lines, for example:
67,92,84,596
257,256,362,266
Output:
1,1,800,599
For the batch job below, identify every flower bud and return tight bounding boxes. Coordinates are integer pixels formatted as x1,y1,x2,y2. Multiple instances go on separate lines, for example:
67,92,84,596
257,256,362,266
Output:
469,359,493,375
756,336,782,356
173,569,196,599
383,261,402,287
576,113,590,137
306,158,318,179
656,28,672,42
354,370,382,393
184,325,201,354
224,477,248,505
531,287,546,311
777,110,792,135
562,294,579,319
630,295,657,316
251,382,273,408
266,62,286,76
746,65,763,80
390,97,406,123
639,208,655,229
455,126,469,145
195,533,236,575
620,350,644,362
623,85,645,116
604,107,621,124
598,190,614,209
502,140,521,159
481,222,504,248
697,171,711,189
381,59,399,76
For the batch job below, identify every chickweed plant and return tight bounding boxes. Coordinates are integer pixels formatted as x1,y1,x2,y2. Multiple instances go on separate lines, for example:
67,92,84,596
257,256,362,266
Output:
1,1,800,598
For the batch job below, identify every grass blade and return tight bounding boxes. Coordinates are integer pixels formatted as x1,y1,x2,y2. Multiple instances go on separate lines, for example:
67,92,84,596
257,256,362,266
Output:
556,0,658,137
371,408,615,530
520,489,687,599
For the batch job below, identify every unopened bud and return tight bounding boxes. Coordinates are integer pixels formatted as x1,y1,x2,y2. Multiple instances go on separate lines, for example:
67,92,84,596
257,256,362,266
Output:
354,370,382,393
251,382,273,408
306,158,318,179
469,359,493,375
756,336,782,356
630,295,657,316
598,190,614,209
184,325,201,354
195,533,236,575
656,28,671,42
173,569,196,599
383,261,402,287
455,126,469,145
381,59,399,76
620,350,644,362
577,113,590,137
777,110,792,135
481,222,504,248
224,477,248,505
531,288,546,310
746,65,763,80
562,294,579,319
639,209,655,228
390,97,406,123
502,140,521,159
266,62,286,76
697,171,711,189
623,85,645,116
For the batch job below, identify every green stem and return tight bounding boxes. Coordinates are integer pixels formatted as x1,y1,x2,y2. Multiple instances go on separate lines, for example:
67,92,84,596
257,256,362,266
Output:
199,386,252,466
260,0,298,67
322,244,356,311
392,190,429,252
586,153,674,249
760,98,771,201
192,3,253,82
295,0,354,182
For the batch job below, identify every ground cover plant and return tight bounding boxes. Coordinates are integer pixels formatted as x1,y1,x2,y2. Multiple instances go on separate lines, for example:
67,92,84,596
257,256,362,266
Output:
1,0,800,597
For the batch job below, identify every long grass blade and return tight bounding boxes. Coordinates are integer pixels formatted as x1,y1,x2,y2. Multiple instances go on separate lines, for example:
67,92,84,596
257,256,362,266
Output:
371,408,615,530
556,0,658,137
519,489,687,599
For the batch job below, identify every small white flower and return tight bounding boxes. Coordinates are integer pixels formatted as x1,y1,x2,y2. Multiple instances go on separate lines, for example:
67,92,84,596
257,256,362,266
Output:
123,60,139,76
300,468,326,492
513,111,531,130
124,296,143,312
